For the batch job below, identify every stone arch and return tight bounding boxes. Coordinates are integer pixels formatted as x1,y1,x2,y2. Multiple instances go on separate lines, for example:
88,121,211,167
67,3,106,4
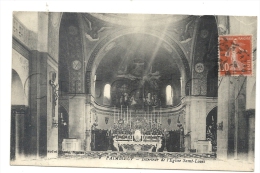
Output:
85,28,190,96
11,69,28,160
206,105,218,117
206,106,218,151
11,69,27,106
206,103,217,116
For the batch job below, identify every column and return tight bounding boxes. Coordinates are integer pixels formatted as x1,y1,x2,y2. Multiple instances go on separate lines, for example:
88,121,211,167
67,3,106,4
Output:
28,12,60,159
29,51,48,158
184,96,207,152
11,106,27,160
246,109,255,163
68,94,87,151
184,98,191,152
85,102,92,151
217,76,236,160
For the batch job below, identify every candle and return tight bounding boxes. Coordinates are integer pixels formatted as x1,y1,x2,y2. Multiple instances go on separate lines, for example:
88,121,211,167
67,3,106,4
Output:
148,106,150,122
118,111,119,120
130,111,131,128
153,107,155,122
127,106,128,123
124,111,125,121
121,105,122,120
114,106,115,123
160,107,162,124
157,113,158,128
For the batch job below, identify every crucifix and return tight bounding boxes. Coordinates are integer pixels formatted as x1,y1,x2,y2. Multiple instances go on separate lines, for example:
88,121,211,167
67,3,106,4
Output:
49,72,59,118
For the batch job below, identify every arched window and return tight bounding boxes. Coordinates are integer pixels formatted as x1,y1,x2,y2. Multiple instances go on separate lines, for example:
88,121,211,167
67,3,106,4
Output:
166,85,173,106
103,84,111,105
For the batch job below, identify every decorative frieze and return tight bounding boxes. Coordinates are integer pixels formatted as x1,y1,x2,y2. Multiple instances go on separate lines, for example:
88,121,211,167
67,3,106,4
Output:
13,17,37,50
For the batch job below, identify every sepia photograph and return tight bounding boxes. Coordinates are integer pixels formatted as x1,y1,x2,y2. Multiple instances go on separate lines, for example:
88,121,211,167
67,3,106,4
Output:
0,1,259,173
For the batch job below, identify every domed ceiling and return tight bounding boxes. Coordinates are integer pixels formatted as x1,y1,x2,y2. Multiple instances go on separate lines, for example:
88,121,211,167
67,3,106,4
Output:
95,33,181,109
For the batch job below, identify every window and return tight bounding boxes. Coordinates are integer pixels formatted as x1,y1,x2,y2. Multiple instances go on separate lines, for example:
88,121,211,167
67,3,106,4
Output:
166,85,173,105
103,84,111,105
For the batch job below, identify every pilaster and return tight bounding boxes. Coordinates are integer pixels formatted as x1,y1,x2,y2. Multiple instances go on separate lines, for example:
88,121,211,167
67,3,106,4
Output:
246,109,255,163
68,94,87,150
183,96,207,151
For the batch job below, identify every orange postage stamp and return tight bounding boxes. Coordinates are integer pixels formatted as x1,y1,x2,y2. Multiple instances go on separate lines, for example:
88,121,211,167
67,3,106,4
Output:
219,35,252,76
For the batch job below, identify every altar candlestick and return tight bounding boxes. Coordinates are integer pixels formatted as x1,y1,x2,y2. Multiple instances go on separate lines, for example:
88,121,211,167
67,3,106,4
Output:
152,111,153,124
156,113,158,128
127,106,128,123
121,105,122,119
150,111,152,128
153,107,155,123
148,106,150,122
160,107,162,124
114,106,115,123
130,111,131,128
124,111,125,121
118,111,119,120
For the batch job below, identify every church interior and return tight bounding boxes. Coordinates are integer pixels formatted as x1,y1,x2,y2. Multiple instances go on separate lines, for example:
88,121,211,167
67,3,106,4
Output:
11,12,256,164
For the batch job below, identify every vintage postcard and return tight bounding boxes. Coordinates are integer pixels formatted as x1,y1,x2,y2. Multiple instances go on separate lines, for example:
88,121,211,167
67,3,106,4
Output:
9,10,257,172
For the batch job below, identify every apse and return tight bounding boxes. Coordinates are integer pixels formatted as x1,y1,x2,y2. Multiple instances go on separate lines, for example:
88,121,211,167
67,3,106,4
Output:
94,33,182,109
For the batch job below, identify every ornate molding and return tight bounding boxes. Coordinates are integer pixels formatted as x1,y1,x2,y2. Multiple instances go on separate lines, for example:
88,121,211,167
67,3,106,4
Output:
12,38,30,60
13,16,37,51
11,105,28,114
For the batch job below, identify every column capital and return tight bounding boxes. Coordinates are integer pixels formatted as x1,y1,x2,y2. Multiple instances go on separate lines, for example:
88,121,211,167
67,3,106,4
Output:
11,105,28,114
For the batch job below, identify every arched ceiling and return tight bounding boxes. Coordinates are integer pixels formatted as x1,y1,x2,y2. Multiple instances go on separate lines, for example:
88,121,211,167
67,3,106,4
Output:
96,33,181,84
95,33,182,108
58,13,219,105
83,13,198,108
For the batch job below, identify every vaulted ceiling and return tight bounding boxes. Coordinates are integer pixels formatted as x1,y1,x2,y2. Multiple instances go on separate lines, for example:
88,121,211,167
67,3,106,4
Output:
95,33,182,108
59,13,219,107
96,33,181,83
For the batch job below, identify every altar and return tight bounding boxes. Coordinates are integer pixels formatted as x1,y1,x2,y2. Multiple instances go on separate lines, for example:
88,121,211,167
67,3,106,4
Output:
111,113,164,152
113,133,162,152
